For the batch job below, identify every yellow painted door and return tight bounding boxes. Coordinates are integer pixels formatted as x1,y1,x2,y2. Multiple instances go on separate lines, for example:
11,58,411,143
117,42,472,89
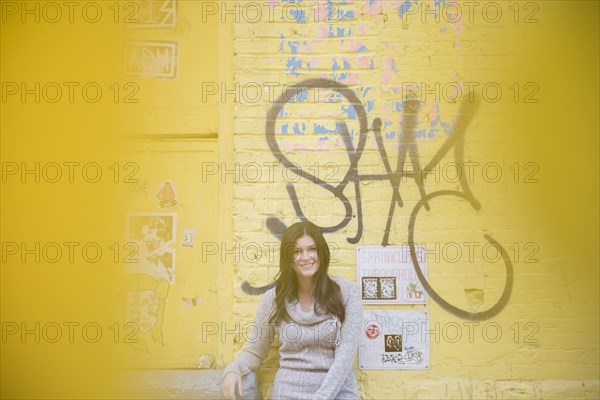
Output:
119,139,218,368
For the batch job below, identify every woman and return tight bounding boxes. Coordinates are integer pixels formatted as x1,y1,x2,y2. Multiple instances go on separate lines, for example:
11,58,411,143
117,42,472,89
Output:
222,221,362,400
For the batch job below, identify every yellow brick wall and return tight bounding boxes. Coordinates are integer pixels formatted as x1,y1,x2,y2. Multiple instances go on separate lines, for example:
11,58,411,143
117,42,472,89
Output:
1,0,597,398
216,0,599,399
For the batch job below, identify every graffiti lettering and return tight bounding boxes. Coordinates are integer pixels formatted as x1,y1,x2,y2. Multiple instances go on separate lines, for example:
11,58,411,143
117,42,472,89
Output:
380,350,422,364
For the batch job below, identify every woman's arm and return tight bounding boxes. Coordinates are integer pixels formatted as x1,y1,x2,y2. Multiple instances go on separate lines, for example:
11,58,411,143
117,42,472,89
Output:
222,288,276,379
314,279,363,400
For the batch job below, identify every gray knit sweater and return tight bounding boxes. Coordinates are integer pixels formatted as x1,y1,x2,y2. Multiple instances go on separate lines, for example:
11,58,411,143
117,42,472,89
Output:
223,275,362,400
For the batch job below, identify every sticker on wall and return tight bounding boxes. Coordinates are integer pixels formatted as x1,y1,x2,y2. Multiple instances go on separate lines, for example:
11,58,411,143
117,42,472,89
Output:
125,40,179,79
181,296,203,309
181,228,196,248
125,180,150,196
156,181,178,208
364,320,382,340
359,310,430,370
126,213,177,284
357,246,427,304
128,0,177,30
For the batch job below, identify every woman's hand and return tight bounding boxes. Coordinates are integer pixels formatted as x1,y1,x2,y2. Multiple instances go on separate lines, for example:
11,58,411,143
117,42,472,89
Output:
222,371,243,400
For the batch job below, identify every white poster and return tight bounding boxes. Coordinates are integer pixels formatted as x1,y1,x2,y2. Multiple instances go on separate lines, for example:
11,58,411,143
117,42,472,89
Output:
359,310,430,370
357,246,428,304
126,213,177,284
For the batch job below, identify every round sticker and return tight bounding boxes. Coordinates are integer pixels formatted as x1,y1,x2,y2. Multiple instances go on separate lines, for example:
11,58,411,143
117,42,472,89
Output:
364,321,381,339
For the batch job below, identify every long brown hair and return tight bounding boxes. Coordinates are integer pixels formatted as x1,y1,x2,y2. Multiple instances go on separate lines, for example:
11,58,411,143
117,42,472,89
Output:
269,221,345,325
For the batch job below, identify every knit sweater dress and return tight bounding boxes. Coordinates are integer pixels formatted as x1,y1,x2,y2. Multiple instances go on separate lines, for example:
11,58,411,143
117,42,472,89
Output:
223,275,362,400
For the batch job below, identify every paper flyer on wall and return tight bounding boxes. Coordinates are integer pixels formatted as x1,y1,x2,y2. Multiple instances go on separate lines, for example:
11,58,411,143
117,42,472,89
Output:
126,213,177,284
359,309,430,370
357,245,427,304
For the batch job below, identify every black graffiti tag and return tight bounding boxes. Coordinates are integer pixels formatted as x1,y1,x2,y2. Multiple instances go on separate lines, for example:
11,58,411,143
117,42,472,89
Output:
264,78,474,244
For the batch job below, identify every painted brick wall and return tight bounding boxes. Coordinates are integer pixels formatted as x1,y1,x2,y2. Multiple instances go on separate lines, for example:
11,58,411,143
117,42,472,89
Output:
222,0,599,398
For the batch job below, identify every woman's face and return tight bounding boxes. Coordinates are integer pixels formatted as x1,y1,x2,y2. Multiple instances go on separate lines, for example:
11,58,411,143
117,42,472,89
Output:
291,235,320,280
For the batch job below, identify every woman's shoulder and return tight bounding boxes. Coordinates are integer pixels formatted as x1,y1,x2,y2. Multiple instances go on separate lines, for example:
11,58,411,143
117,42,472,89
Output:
329,275,360,298
329,274,357,286
263,285,276,302
255,285,277,315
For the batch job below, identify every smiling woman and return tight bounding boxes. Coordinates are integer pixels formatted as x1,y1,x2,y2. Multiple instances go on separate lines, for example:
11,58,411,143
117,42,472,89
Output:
222,221,363,400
